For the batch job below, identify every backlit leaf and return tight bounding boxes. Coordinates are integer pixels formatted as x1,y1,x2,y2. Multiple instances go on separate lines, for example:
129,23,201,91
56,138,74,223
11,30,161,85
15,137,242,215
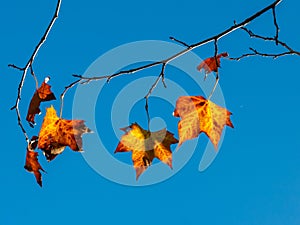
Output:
38,106,92,161
24,136,45,187
115,123,178,180
197,52,228,76
26,77,56,127
173,96,233,149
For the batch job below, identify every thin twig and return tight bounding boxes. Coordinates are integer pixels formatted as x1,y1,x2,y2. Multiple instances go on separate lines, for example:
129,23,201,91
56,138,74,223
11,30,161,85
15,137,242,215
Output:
208,39,220,100
29,65,39,89
272,7,280,45
60,79,81,118
8,64,24,71
144,63,166,131
169,36,191,48
9,0,62,142
208,73,219,100
249,47,293,59
229,27,300,60
74,61,161,84
240,27,289,48
229,52,256,61
214,38,219,66
77,0,283,84
67,0,289,120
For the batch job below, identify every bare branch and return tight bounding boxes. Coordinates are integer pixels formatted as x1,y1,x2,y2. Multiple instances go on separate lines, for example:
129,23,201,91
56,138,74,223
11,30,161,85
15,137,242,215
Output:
60,79,81,118
144,63,167,131
272,7,280,45
29,65,39,89
206,39,220,100
169,36,191,48
208,73,219,100
75,62,161,85
204,39,220,100
214,39,219,64
242,27,297,52
8,64,24,71
75,0,284,84
9,0,61,142
230,27,300,61
64,0,298,122
249,47,295,59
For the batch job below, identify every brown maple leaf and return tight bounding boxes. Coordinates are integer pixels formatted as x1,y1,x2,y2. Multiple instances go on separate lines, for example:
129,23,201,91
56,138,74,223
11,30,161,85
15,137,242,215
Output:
115,123,178,180
24,136,45,187
26,77,56,127
173,96,233,149
197,52,228,78
38,106,92,161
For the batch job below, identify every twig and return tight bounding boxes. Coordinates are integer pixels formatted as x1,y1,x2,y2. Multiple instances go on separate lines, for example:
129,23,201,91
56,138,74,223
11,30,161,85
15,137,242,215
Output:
9,0,62,142
229,27,300,60
73,61,161,84
60,79,81,118
207,39,220,100
249,47,293,59
76,0,283,82
272,7,280,45
169,36,191,48
66,0,290,121
8,64,24,71
144,63,166,131
29,65,39,89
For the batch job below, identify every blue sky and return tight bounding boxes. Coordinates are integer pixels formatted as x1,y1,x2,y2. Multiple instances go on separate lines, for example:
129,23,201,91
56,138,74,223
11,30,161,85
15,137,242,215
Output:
1,0,300,224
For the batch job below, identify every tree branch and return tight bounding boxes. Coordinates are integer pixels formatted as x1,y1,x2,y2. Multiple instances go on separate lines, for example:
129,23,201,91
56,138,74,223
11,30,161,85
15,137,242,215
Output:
169,36,190,48
208,39,220,100
272,7,280,45
60,79,81,118
144,63,166,130
9,0,61,142
74,0,284,83
229,27,300,60
61,0,300,127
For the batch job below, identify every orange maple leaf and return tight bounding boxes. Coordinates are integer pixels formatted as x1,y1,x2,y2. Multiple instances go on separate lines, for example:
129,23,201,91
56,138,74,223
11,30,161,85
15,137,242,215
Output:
38,106,92,161
173,96,233,149
115,123,178,180
26,77,56,127
197,52,228,76
24,136,45,187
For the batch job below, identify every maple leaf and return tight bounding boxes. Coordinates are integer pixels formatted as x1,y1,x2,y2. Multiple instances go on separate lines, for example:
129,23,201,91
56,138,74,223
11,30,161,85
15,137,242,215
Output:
24,136,45,187
26,77,56,127
197,52,228,78
115,123,178,180
38,106,92,161
173,96,233,149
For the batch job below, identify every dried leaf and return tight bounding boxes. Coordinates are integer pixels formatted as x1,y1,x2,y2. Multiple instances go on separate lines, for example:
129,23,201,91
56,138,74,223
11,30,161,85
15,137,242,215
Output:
173,96,233,149
24,136,45,187
26,77,56,127
38,106,91,161
197,52,228,75
115,123,178,180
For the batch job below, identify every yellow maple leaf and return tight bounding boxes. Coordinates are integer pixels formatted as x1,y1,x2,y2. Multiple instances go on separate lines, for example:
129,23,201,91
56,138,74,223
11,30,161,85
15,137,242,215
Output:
38,106,92,161
115,123,178,180
173,96,233,149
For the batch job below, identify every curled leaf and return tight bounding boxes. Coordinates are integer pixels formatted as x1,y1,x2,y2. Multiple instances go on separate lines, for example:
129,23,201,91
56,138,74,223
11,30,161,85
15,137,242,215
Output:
115,123,178,180
173,96,233,149
26,77,56,127
197,52,228,76
24,136,45,187
38,106,92,161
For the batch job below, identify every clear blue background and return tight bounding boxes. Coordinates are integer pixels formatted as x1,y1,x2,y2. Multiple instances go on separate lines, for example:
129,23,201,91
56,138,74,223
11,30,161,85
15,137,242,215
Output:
1,0,300,224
